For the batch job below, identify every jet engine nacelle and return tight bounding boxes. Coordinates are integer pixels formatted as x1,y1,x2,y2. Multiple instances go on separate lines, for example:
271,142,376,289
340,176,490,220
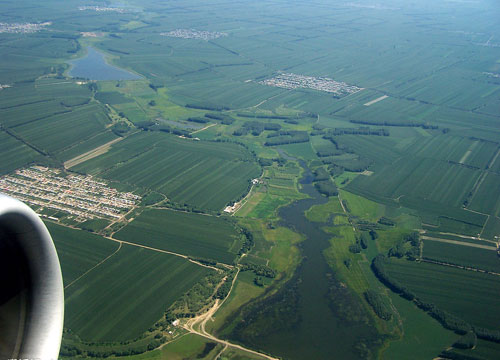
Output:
0,194,64,360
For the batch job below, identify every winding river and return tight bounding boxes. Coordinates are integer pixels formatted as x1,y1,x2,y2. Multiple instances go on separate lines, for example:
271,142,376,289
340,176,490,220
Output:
230,154,377,359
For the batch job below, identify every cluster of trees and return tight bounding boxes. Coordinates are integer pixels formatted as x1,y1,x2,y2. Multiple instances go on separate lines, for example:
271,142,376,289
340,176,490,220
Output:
239,227,254,255
258,157,286,167
189,257,217,266
314,180,338,197
330,127,389,136
61,98,90,107
316,149,345,157
453,331,477,349
236,113,291,120
233,121,282,136
328,164,345,177
135,121,193,138
216,271,236,299
186,103,230,111
349,232,371,254
387,232,420,260
364,290,393,320
254,276,264,286
439,349,485,360
59,337,167,358
313,167,330,181
264,131,309,146
187,117,209,124
378,216,395,226
240,264,276,278
321,156,372,172
205,113,235,124
111,122,131,137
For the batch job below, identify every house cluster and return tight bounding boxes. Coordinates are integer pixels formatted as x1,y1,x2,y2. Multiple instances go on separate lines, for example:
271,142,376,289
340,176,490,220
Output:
78,6,126,13
161,29,228,41
0,22,51,33
260,72,362,96
0,167,141,222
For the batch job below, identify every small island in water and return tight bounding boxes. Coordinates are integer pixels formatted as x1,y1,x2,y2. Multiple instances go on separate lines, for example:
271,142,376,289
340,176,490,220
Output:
68,47,141,81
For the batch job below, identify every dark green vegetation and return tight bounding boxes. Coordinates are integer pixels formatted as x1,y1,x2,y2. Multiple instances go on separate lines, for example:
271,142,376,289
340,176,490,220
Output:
1,0,500,359
114,208,241,264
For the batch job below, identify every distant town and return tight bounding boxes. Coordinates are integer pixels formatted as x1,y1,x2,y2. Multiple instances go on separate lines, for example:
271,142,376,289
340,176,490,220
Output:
161,29,228,40
0,22,51,33
78,6,126,13
0,167,141,222
260,72,363,96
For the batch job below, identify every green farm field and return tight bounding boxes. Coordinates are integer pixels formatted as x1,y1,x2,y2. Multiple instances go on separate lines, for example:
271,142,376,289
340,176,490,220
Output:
64,244,211,341
47,222,119,286
385,259,500,330
1,0,500,358
422,240,500,273
0,130,44,174
72,132,260,211
114,208,240,264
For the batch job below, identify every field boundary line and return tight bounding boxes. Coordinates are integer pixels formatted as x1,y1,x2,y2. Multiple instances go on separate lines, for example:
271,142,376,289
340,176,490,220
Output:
421,236,497,250
64,136,124,168
191,123,216,134
105,236,225,272
64,242,122,289
433,231,496,244
420,259,500,277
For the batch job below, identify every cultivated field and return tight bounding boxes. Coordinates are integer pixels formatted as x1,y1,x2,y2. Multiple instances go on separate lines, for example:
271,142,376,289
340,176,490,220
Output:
64,244,211,341
386,259,500,330
72,132,260,211
114,208,241,264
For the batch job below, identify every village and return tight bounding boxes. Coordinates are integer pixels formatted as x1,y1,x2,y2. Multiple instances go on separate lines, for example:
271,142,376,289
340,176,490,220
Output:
0,166,141,222
78,6,126,13
0,21,51,33
161,29,228,40
260,72,362,96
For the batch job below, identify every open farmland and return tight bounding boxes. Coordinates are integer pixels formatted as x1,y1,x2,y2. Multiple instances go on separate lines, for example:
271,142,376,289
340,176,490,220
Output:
0,130,44,174
12,102,110,154
2,0,500,358
64,244,211,341
0,79,114,158
72,132,260,211
469,172,500,218
348,156,481,209
114,208,240,264
422,240,500,273
385,259,500,330
47,222,120,286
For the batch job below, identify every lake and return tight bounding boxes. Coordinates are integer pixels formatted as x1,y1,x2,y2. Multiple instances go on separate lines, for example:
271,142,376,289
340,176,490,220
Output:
68,47,141,81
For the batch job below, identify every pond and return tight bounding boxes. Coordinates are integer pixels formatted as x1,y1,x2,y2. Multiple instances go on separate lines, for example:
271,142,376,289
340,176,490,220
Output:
68,47,141,81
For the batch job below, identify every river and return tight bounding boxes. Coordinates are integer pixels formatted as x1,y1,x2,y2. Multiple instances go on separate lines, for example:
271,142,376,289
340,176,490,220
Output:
228,154,378,359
